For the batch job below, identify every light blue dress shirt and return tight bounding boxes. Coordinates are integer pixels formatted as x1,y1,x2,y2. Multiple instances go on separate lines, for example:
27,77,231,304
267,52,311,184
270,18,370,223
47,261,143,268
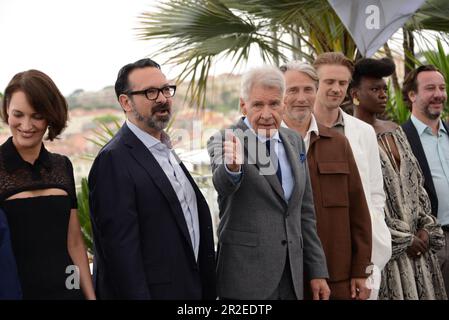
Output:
411,115,449,226
225,118,294,201
126,120,200,260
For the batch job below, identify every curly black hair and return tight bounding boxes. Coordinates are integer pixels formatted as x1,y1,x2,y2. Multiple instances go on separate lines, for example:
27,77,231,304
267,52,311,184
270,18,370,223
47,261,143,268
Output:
351,58,395,88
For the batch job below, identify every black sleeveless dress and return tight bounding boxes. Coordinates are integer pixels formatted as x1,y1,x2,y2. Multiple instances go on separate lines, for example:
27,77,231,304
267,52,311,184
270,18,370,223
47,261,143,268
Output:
0,137,84,300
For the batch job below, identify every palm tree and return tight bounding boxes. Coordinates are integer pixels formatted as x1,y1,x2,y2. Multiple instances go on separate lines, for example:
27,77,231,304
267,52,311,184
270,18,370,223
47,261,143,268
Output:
137,0,449,109
403,0,449,75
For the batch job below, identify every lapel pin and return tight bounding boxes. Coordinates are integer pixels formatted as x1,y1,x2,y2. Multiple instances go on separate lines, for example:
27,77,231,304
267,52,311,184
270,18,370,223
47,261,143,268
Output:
299,153,306,164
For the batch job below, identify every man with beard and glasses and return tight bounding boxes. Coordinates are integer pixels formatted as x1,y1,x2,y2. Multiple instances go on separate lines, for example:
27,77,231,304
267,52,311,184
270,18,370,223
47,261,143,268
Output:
401,65,449,296
88,58,216,299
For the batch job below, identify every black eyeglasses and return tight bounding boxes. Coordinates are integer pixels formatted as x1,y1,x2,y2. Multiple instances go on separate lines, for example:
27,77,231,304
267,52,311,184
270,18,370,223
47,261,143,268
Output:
126,85,176,100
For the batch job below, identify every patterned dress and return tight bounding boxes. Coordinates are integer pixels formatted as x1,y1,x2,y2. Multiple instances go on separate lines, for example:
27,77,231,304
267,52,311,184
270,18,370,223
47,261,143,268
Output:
378,127,447,300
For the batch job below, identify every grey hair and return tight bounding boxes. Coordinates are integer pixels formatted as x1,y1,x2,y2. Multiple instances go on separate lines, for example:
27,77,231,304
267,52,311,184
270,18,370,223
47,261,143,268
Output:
280,61,319,87
240,66,285,102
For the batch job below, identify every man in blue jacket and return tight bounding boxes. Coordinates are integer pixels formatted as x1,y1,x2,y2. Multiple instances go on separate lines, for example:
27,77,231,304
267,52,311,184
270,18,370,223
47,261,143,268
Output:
0,208,22,299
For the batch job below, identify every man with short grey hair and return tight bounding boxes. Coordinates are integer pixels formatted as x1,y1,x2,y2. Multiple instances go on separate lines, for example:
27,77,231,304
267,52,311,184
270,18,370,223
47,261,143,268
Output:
281,61,373,300
207,65,329,300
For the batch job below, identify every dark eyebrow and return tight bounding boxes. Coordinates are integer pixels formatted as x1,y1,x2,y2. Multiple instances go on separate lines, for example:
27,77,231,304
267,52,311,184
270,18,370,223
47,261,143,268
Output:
143,83,171,90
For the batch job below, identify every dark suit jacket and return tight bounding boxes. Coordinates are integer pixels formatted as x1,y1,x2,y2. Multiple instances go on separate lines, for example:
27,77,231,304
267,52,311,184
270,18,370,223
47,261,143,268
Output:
0,208,22,299
88,123,216,300
402,119,449,217
307,124,372,299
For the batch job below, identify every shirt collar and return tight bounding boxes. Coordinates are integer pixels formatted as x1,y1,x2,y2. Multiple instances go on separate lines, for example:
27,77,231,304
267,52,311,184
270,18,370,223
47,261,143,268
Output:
411,114,447,136
439,120,448,135
1,136,51,173
126,119,172,150
308,114,320,136
243,117,281,143
281,115,319,136
333,109,345,128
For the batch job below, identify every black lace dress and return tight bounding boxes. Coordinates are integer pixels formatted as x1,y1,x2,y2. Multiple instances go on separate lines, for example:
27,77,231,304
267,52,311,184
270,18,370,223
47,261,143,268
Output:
0,137,84,299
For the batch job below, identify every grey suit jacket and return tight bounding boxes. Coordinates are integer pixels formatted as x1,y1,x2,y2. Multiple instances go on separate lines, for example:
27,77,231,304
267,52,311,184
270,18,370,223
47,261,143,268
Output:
207,118,328,299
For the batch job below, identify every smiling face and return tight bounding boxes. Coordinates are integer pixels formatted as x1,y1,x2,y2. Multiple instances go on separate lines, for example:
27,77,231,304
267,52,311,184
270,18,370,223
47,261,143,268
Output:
410,70,447,120
7,91,48,151
283,69,316,123
315,64,351,112
240,83,284,138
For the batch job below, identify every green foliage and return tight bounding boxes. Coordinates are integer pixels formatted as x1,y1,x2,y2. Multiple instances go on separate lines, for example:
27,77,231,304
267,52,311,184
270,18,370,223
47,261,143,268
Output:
137,0,354,109
385,82,410,125
77,177,94,255
83,119,122,161
407,0,449,32
77,120,121,251
137,0,449,111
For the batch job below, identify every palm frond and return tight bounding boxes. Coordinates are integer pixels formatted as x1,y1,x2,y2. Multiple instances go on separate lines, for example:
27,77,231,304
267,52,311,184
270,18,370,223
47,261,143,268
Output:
385,82,410,125
76,177,94,255
136,0,326,109
136,0,449,111
409,0,449,32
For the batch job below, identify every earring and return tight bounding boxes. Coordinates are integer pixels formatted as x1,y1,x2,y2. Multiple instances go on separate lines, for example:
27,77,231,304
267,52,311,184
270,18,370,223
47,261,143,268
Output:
353,97,360,106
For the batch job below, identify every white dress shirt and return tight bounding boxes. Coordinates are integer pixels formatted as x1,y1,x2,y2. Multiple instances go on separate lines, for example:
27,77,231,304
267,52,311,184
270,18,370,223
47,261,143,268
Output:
281,114,319,153
126,120,200,260
226,118,294,201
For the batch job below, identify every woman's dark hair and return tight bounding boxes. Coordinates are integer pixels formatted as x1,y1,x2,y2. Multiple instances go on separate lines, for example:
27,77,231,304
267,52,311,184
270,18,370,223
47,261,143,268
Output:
1,69,68,141
114,58,161,100
351,58,395,89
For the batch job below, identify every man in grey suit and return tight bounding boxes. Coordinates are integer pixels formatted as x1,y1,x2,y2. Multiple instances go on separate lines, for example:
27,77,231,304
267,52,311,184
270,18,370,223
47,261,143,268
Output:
207,66,330,300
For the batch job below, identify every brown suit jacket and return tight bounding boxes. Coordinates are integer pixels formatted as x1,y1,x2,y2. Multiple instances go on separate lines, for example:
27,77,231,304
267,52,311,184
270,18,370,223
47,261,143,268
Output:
307,124,372,299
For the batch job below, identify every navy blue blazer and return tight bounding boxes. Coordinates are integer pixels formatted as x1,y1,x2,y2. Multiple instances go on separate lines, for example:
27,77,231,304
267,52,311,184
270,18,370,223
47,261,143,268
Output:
88,123,216,300
0,208,22,299
402,119,449,217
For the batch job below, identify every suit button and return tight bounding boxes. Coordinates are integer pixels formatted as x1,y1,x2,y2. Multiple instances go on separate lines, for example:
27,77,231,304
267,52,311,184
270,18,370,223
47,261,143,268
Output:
281,240,287,246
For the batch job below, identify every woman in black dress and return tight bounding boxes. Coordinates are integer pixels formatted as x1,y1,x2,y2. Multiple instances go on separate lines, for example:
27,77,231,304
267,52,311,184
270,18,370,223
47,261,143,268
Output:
0,70,95,299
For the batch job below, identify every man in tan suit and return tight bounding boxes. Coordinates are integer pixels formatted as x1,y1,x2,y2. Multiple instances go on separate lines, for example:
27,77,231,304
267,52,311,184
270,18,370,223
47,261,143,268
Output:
281,61,372,299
